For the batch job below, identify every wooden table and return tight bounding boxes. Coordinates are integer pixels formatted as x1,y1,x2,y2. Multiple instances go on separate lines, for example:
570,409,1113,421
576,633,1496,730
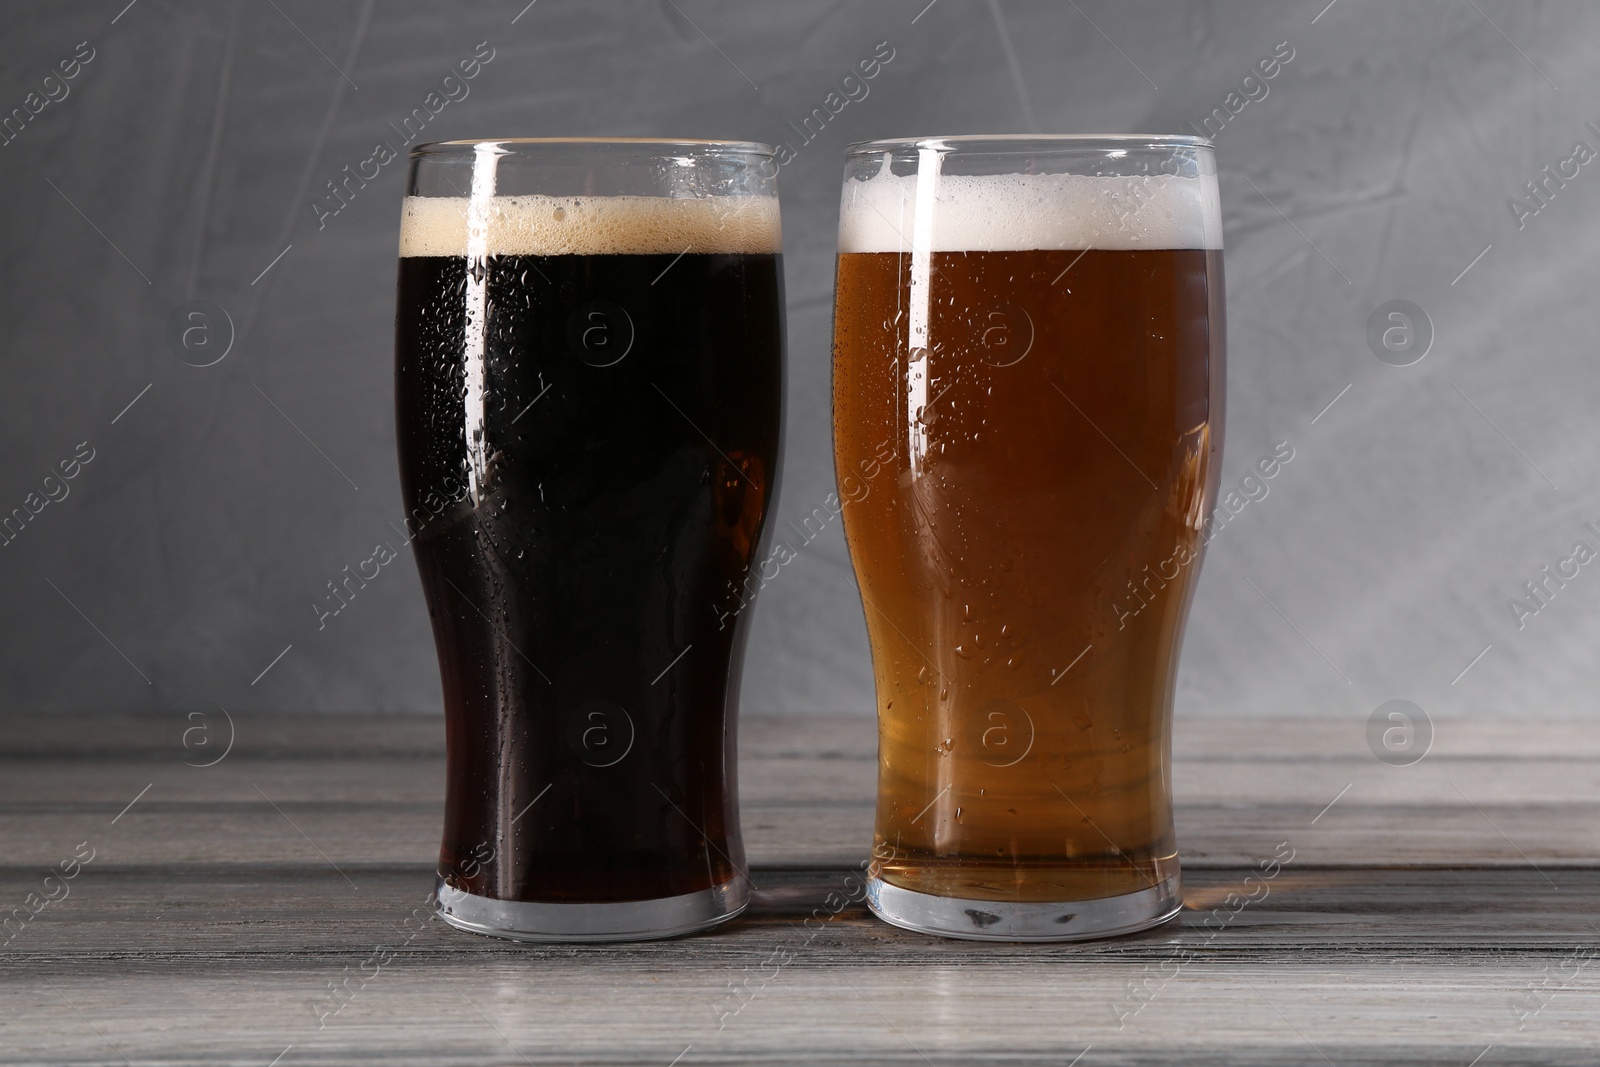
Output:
3,713,1598,1065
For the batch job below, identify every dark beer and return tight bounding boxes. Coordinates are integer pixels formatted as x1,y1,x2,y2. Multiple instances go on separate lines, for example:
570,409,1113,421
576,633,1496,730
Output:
396,176,783,936
832,143,1224,939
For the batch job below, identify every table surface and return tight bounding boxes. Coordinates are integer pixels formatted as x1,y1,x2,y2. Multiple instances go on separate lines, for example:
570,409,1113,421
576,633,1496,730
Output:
3,712,1598,1066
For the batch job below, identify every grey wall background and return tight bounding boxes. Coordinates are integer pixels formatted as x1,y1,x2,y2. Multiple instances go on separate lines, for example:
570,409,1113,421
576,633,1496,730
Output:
2,0,1597,721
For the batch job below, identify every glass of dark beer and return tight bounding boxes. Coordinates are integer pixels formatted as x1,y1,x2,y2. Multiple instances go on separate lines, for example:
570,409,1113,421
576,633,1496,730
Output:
395,139,784,941
833,136,1224,939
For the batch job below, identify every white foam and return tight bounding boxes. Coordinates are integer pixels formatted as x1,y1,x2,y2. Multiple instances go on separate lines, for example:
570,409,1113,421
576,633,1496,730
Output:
838,169,1222,253
399,194,781,257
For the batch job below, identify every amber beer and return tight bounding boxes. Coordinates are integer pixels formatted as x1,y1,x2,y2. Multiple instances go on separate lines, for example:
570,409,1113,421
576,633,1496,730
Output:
833,137,1224,940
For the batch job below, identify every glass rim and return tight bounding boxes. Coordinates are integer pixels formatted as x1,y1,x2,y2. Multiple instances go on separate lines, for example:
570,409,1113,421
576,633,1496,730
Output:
410,137,775,159
844,133,1214,157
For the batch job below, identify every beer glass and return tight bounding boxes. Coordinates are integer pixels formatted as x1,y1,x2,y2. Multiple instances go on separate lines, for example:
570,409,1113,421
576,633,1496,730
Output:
832,136,1223,940
395,140,784,941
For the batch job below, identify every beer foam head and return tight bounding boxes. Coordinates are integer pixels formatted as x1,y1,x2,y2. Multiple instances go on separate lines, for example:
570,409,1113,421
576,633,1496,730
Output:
838,170,1222,252
399,194,781,257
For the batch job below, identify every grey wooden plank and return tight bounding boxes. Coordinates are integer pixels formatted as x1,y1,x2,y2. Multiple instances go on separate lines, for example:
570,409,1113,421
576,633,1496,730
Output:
6,799,1599,869
8,748,1600,806
2,737,1596,868
2,714,1597,1064
4,865,1598,960
1,867,1596,1065
7,714,1600,760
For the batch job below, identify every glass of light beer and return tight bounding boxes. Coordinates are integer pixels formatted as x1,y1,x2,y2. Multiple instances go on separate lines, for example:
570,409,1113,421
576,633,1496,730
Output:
395,140,784,941
833,136,1223,940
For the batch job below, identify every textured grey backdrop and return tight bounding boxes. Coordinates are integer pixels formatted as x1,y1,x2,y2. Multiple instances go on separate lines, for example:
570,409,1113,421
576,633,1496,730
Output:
2,0,1596,721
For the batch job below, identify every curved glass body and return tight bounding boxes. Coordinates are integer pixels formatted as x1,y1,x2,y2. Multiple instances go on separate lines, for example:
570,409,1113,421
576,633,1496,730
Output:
395,139,784,941
831,135,1224,940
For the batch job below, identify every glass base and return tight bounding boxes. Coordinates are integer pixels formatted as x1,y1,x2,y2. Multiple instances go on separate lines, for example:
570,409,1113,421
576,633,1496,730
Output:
866,869,1181,942
434,874,749,943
